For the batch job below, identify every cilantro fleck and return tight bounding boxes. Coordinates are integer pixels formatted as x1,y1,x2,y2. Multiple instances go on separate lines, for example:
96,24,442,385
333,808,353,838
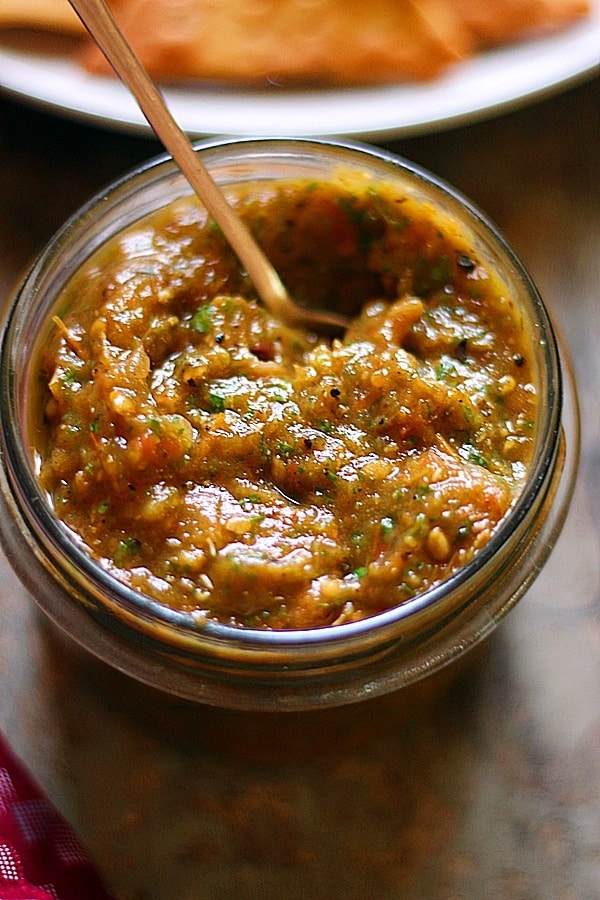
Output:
191,304,214,334
115,536,141,565
414,485,432,498
436,357,457,382
208,393,226,413
317,420,333,435
278,441,296,458
466,446,489,468
380,516,395,534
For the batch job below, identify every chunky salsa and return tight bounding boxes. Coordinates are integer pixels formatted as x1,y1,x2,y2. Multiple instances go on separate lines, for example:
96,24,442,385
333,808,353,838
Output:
36,174,537,629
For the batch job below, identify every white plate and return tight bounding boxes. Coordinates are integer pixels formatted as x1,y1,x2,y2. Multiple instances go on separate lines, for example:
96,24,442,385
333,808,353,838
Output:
0,7,598,140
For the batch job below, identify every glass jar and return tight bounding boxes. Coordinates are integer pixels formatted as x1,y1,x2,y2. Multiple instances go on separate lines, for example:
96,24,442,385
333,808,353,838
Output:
0,138,579,712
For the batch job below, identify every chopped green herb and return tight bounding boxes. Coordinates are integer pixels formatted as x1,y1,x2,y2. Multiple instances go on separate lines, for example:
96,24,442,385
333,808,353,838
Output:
208,393,226,413
191,304,214,333
115,536,141,565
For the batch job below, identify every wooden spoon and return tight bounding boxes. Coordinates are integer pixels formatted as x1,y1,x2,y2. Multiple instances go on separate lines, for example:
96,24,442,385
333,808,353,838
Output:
67,0,349,334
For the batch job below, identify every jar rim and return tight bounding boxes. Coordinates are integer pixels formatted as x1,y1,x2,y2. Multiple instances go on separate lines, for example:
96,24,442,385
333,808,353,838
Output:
0,137,563,654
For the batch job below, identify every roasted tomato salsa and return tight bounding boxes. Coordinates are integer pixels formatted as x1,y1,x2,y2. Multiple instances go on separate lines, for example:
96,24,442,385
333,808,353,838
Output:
36,175,537,629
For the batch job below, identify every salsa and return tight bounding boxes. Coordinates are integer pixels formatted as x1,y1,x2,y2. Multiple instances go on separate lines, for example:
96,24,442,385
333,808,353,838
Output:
36,174,537,629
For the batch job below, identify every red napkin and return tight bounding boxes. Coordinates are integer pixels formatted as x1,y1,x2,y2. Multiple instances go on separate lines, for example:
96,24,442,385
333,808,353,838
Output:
0,733,114,899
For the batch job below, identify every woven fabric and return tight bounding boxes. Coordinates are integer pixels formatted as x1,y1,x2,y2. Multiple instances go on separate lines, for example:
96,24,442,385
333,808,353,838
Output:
0,734,114,899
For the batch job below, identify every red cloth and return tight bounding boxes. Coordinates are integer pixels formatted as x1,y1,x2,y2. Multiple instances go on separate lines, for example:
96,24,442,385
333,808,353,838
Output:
0,733,114,899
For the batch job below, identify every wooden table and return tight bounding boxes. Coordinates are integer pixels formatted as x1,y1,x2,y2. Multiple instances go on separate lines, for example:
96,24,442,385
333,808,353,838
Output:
0,76,598,899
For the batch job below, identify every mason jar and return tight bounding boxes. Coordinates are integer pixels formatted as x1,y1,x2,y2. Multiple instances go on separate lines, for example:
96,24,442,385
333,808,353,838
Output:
0,138,579,713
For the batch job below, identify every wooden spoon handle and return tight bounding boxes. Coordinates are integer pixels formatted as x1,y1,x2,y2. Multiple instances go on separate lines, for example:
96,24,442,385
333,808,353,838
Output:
67,0,296,322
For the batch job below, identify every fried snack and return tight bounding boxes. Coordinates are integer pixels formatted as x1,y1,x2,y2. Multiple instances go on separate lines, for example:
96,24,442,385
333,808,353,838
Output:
78,0,476,85
454,0,590,44
1,0,591,85
0,0,84,33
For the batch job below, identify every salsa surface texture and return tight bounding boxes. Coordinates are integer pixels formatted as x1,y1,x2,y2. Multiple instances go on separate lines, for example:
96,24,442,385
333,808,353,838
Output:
37,175,537,629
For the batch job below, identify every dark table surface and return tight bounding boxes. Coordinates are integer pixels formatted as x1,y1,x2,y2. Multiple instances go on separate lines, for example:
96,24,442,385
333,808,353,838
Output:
0,71,598,899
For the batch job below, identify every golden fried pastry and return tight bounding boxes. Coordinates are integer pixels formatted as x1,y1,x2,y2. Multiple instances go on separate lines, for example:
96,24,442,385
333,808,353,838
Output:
79,0,475,85
454,0,590,44
1,0,591,86
0,0,84,33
